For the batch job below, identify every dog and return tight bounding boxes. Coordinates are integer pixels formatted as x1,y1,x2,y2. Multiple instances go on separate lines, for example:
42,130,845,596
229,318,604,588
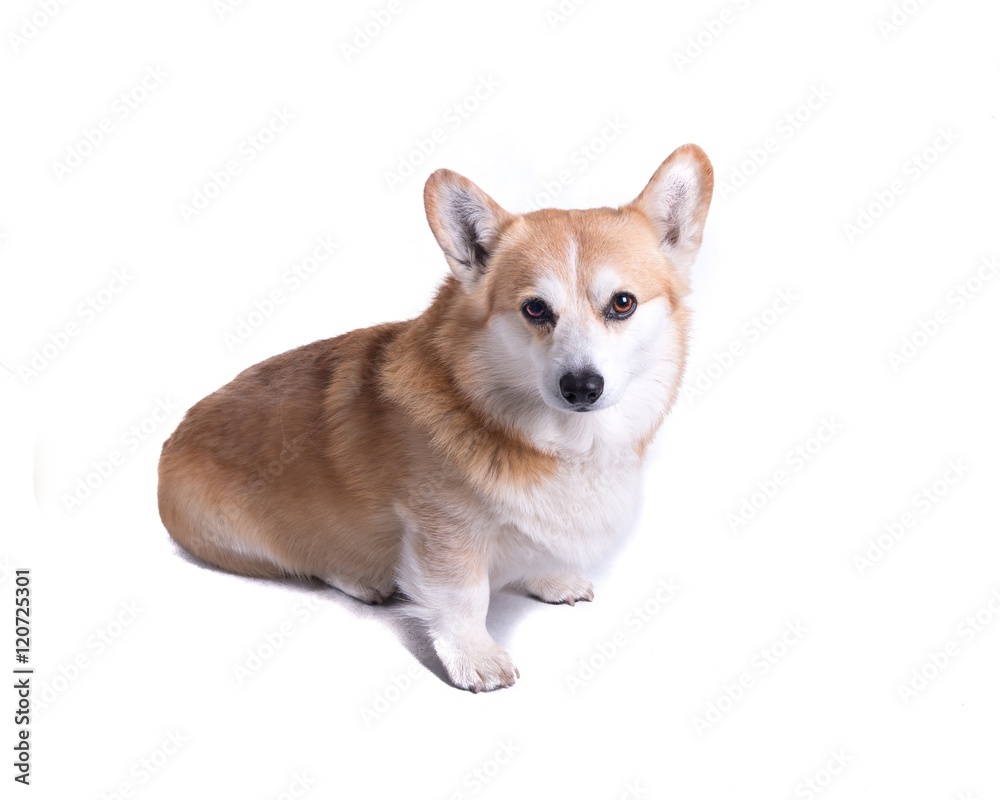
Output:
158,143,713,691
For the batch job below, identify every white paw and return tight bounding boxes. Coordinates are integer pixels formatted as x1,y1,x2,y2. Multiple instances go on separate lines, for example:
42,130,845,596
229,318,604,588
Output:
437,639,519,693
525,575,594,606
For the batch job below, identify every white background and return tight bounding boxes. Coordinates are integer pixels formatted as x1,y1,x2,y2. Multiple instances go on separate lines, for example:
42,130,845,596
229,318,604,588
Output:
3,0,999,797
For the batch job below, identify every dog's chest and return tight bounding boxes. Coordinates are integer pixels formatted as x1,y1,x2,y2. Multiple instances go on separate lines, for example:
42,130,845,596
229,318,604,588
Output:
495,451,644,566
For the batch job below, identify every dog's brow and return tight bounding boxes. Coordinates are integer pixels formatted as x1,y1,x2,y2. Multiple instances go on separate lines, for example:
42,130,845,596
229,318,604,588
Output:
589,267,623,307
533,273,566,309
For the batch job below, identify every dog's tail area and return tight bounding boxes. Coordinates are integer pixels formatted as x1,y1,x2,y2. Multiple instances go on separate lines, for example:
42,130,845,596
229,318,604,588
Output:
157,450,289,580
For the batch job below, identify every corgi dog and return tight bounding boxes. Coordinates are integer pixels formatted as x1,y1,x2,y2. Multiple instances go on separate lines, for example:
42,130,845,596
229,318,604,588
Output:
158,143,713,692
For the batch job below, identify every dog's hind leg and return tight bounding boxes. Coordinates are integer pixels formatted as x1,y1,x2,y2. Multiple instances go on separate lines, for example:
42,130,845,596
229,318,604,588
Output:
319,573,392,605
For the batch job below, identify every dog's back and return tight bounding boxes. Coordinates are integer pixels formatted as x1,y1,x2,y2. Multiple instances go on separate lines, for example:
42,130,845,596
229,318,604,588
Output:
158,326,406,600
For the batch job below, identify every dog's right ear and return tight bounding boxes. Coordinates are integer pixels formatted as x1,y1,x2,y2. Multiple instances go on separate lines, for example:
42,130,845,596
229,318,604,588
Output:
424,169,512,289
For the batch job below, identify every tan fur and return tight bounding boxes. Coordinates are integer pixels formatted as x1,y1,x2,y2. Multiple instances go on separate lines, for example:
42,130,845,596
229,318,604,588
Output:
157,285,564,585
158,144,713,690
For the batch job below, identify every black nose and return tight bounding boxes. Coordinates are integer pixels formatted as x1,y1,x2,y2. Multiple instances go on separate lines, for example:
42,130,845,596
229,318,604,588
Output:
559,371,604,406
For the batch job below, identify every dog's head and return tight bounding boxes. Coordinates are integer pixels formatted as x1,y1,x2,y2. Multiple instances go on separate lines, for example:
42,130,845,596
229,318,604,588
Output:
424,145,713,445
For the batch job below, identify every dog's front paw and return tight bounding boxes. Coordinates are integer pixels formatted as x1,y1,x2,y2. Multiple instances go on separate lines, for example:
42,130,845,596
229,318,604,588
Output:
523,575,594,606
437,639,519,693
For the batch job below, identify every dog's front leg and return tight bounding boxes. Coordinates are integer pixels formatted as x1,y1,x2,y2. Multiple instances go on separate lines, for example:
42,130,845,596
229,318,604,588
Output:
401,540,519,692
427,576,519,693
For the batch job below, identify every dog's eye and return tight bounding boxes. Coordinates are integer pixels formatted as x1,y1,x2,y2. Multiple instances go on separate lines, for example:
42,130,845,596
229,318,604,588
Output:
522,299,552,324
608,292,637,319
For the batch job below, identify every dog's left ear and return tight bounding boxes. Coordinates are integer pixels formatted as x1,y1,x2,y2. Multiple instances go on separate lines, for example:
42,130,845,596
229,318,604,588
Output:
628,144,714,278
424,169,513,289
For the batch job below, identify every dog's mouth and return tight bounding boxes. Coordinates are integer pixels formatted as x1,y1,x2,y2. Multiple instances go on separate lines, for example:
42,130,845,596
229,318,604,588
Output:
542,384,616,414
544,393,604,414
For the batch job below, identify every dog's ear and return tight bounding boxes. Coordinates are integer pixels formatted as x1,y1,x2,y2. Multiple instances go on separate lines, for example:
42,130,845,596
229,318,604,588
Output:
424,169,512,289
628,144,714,278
